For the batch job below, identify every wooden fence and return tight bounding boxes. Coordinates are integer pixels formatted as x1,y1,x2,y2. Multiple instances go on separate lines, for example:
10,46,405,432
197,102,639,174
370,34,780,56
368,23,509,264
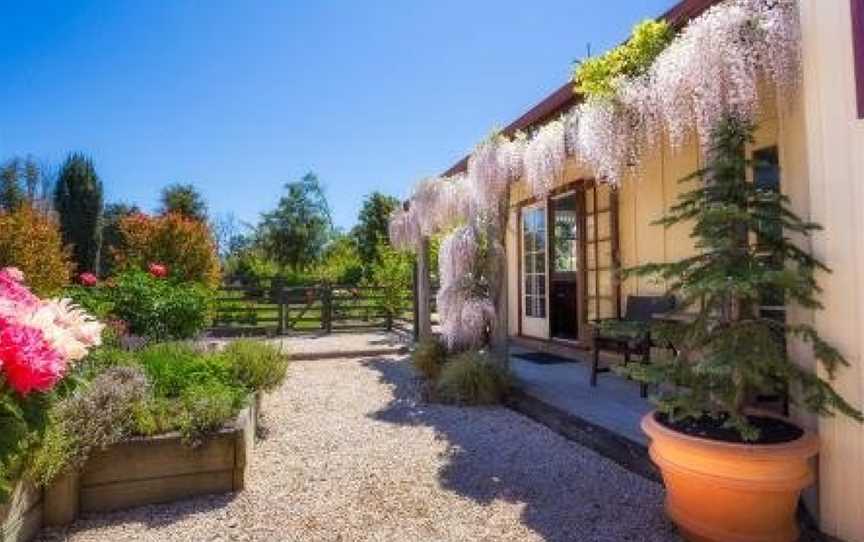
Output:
210,278,416,336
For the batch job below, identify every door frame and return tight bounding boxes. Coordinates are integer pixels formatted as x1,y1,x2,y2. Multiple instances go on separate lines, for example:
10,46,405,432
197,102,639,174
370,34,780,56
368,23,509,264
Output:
516,179,593,343
519,201,550,340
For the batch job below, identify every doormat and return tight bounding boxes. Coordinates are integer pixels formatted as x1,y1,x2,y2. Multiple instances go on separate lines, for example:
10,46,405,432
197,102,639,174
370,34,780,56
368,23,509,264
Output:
513,352,577,365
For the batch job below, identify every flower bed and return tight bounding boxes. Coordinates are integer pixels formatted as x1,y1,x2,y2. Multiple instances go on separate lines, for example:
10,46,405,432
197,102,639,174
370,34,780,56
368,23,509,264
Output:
0,394,258,539
0,266,289,541
42,394,258,526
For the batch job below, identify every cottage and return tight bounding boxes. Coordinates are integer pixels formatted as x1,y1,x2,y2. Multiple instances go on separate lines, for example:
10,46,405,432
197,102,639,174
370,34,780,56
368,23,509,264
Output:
396,0,864,540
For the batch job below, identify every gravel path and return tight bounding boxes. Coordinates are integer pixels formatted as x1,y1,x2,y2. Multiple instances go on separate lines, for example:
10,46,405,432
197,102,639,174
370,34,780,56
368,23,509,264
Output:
38,355,679,542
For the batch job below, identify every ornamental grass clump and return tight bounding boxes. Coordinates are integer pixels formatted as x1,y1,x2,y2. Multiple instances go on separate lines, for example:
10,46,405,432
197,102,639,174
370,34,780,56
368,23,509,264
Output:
622,117,862,441
411,337,447,381
435,350,511,406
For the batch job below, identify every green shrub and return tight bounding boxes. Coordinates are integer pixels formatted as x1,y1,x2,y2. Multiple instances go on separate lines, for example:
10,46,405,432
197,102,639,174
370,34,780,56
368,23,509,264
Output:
29,366,149,486
435,351,511,406
222,340,289,393
178,382,245,444
110,270,212,340
411,338,447,381
136,342,223,398
0,391,51,501
65,284,114,320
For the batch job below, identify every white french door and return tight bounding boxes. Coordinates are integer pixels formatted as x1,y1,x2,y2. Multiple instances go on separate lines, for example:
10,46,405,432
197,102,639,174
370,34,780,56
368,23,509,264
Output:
520,203,549,339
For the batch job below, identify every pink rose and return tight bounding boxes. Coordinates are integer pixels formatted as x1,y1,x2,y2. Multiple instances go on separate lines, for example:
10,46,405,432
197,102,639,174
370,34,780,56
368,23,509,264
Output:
79,272,98,287
148,263,168,279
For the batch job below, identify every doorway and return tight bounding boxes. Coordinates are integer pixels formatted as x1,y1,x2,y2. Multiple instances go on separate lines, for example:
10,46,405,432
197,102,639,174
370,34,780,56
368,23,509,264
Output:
549,191,582,341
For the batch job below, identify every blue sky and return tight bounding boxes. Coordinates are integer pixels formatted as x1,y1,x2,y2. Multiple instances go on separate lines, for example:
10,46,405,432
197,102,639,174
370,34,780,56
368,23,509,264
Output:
0,0,675,232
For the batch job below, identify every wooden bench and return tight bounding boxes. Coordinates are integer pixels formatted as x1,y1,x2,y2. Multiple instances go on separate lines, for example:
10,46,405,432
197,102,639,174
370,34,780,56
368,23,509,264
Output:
591,295,676,397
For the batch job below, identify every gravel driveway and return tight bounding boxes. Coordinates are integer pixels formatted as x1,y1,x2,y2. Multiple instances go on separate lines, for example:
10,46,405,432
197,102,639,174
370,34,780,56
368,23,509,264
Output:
38,355,679,542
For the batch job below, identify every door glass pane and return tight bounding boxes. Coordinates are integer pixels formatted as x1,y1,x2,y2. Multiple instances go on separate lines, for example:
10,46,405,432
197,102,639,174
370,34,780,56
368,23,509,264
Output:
522,207,547,318
553,195,579,273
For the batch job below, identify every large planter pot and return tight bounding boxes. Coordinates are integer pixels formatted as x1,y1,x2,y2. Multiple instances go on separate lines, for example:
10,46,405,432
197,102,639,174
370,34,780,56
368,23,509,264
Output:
642,412,819,542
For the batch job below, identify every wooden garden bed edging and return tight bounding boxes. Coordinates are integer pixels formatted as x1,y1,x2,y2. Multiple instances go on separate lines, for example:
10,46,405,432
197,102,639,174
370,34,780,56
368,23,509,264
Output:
1,392,260,541
0,481,42,542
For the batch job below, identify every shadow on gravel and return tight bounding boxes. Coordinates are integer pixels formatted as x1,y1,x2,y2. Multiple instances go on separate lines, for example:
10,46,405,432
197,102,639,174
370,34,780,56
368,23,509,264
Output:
36,494,237,541
362,356,680,542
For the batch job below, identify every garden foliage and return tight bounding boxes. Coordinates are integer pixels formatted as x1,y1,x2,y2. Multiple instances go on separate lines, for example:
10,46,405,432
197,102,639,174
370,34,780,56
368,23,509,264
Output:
26,339,288,486
435,350,511,406
113,212,220,288
0,267,103,498
108,270,212,341
0,205,73,296
411,337,447,382
54,153,104,274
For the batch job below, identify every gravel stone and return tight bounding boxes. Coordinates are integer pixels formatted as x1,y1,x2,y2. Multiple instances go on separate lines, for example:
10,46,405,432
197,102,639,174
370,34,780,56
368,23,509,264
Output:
37,355,680,542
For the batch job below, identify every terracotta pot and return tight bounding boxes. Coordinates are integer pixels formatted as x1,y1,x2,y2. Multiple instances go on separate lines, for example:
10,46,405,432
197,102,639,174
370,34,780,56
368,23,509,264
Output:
642,412,819,542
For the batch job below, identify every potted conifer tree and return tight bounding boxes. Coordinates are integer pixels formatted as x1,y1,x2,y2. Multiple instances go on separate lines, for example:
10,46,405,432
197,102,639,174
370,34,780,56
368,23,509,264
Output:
624,116,862,542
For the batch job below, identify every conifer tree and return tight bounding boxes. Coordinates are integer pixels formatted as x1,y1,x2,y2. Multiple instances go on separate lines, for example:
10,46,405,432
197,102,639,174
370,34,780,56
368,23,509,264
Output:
54,153,104,273
625,117,862,440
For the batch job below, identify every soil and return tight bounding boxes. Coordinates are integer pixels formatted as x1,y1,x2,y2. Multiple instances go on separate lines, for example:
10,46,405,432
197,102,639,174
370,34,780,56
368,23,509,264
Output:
656,411,804,444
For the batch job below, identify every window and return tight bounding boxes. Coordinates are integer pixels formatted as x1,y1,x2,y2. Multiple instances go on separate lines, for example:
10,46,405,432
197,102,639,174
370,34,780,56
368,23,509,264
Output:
753,147,785,322
552,194,580,274
522,206,547,318
854,0,864,118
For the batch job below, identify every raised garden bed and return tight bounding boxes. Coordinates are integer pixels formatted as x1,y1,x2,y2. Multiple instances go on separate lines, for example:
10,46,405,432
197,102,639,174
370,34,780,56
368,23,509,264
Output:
1,394,259,541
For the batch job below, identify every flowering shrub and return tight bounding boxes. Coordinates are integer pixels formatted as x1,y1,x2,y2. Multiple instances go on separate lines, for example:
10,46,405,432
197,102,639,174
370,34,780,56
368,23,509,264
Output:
0,268,103,396
0,204,73,296
109,270,212,341
113,212,220,288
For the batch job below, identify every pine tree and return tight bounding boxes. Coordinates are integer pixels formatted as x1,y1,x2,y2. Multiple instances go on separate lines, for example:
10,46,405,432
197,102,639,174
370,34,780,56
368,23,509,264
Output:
54,153,104,273
624,116,862,440
159,183,208,221
0,159,24,212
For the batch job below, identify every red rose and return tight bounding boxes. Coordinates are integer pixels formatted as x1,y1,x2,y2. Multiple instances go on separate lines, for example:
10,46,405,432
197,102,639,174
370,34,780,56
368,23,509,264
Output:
148,263,168,279
79,272,98,287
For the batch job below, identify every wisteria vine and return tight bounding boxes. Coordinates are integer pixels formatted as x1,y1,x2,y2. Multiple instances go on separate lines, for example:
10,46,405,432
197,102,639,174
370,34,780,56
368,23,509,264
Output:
390,0,802,349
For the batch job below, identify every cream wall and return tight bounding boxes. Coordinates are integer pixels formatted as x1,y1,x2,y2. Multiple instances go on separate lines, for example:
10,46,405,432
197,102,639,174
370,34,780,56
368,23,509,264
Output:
502,1,863,539
799,1,864,540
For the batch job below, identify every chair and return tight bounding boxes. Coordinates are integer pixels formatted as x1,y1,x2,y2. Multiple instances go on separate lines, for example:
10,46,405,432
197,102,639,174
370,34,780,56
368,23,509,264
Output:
590,295,676,397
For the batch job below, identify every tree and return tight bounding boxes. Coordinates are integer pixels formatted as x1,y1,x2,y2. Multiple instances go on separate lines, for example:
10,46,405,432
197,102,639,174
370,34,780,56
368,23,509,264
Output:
315,234,364,285
623,117,862,440
258,172,332,271
159,183,207,221
22,156,40,202
0,158,24,212
352,192,400,270
100,202,140,276
54,153,104,273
